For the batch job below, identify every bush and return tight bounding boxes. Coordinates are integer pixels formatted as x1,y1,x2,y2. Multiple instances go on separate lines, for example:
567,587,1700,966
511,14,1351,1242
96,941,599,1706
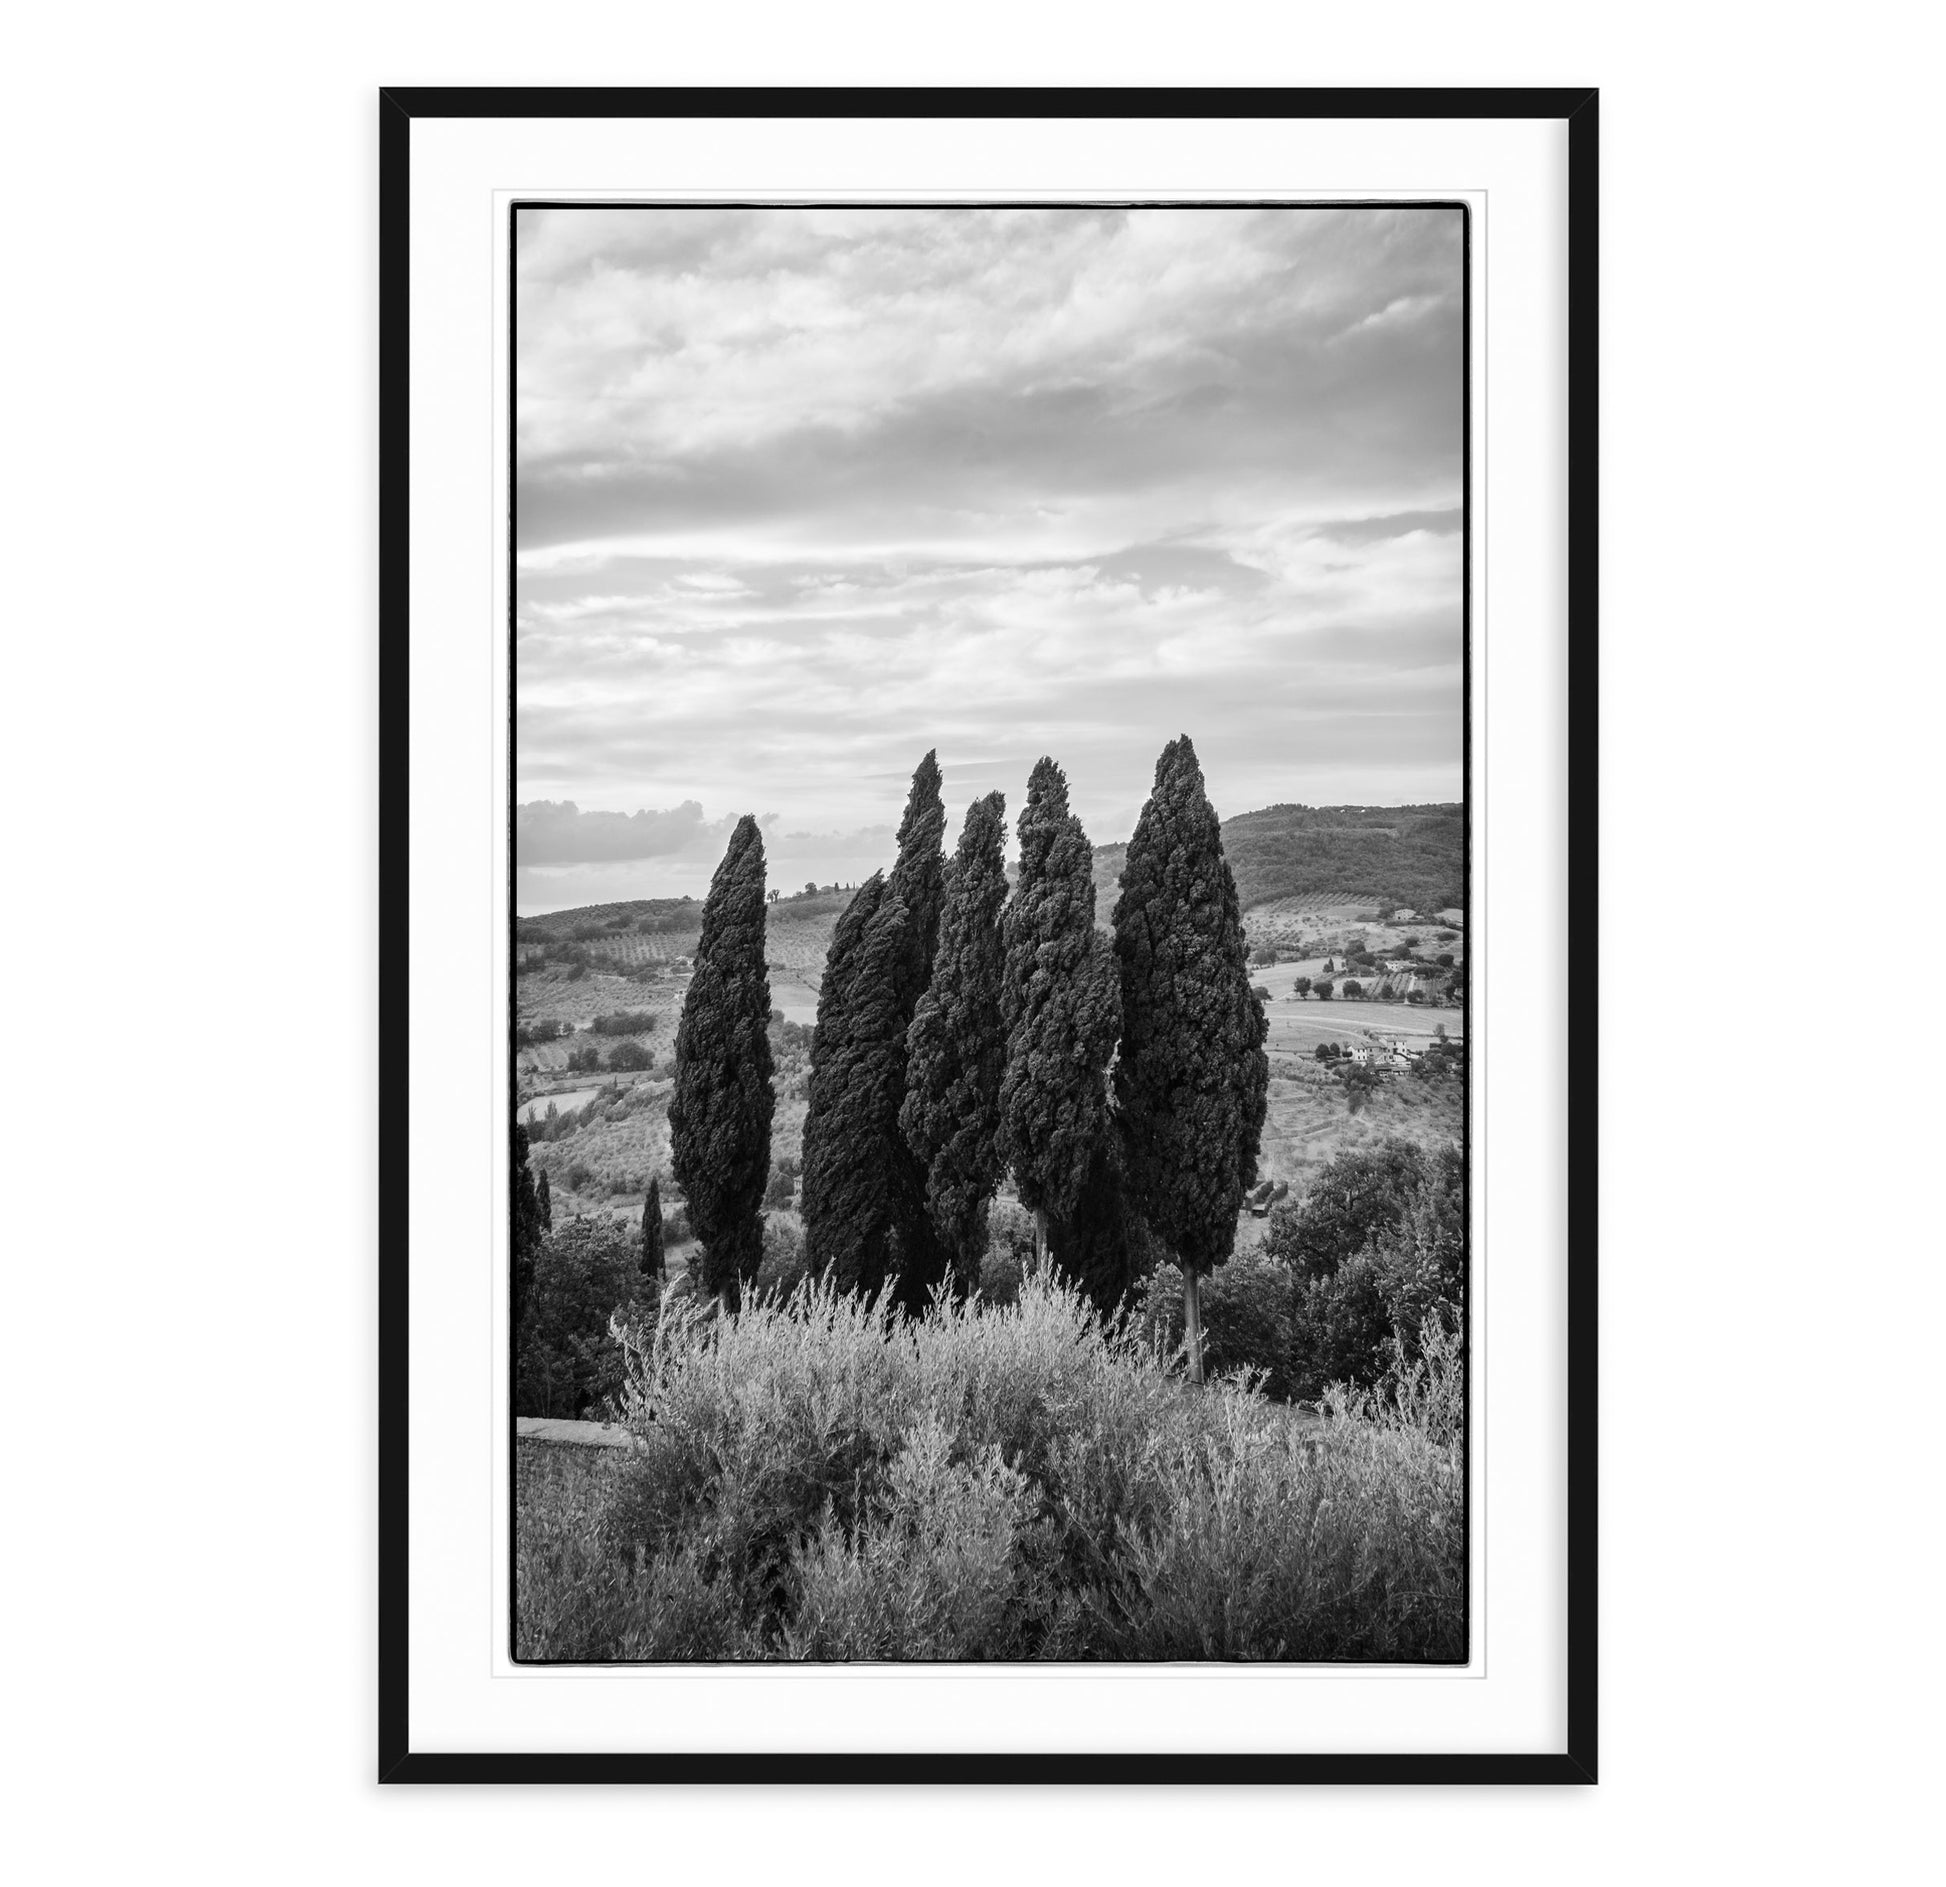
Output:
591,1010,658,1037
769,1016,814,1056
752,1215,809,1300
605,1038,655,1072
514,1018,569,1049
514,1215,655,1419
1136,1245,1299,1400
978,1200,1035,1306
1251,945,1277,966
513,1277,1463,1662
565,1043,603,1072
1265,1141,1464,1400
1338,1061,1381,1114
1251,983,1272,1001
763,1166,797,1209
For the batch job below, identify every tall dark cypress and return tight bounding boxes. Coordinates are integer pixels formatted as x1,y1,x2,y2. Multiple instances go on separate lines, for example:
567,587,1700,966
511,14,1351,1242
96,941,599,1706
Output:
881,752,950,1310
1045,1135,1144,1317
800,754,951,1310
998,757,1122,1269
800,873,911,1295
669,815,775,1310
1111,736,1268,1381
900,791,1009,1299
887,750,947,996
535,1166,553,1233
641,1175,665,1283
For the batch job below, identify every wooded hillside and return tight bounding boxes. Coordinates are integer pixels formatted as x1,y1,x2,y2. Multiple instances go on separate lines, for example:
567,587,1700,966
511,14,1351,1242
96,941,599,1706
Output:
1211,804,1463,914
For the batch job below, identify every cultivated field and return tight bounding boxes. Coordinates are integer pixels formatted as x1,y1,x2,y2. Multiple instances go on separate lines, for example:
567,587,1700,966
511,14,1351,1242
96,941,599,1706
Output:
1242,901,1464,963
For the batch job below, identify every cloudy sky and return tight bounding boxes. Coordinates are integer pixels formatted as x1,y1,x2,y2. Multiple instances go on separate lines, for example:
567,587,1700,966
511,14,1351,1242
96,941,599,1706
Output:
515,204,1463,911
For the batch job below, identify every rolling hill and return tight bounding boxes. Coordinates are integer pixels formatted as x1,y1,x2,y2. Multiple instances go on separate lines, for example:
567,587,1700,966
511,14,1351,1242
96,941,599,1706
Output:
1213,803,1462,914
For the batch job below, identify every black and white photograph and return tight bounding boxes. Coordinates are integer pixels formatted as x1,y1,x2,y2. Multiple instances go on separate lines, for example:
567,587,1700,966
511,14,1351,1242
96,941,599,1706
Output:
510,201,1471,1664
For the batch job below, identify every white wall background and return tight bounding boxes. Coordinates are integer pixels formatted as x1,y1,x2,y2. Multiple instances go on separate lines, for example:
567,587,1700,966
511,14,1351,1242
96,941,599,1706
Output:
2,3,1937,1879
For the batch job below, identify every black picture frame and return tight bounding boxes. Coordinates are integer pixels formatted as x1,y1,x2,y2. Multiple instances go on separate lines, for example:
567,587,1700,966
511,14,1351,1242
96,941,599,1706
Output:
379,84,1598,1785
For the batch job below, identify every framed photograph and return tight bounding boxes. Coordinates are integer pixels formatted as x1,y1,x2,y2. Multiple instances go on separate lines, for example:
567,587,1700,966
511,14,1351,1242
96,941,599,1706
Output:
380,87,1597,1782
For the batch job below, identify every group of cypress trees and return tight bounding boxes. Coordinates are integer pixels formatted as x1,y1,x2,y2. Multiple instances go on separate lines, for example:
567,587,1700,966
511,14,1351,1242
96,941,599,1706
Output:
665,737,1267,1380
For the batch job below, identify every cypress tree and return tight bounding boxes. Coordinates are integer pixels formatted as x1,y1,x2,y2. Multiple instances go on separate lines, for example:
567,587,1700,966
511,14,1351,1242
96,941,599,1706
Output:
899,791,1009,1299
800,753,951,1310
669,815,775,1310
641,1175,664,1283
998,757,1122,1270
535,1166,553,1233
881,751,950,1310
1045,1135,1144,1318
1111,736,1268,1382
887,749,947,996
800,873,911,1295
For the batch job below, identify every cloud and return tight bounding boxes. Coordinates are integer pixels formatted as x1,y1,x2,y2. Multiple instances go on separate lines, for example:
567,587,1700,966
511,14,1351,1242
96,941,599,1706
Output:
514,204,1466,892
515,799,728,865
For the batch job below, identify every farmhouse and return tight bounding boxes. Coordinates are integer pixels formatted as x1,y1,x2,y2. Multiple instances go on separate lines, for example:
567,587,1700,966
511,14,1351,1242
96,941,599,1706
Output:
1351,1032,1419,1070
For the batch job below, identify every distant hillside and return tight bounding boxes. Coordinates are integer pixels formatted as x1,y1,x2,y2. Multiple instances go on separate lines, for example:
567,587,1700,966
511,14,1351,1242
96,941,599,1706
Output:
518,897,697,936
1218,804,1463,915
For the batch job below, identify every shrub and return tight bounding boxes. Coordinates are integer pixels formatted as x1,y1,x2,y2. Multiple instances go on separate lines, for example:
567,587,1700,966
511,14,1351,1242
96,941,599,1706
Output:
763,1166,797,1209
1339,1061,1381,1114
514,1216,654,1419
752,1215,809,1301
1136,1245,1299,1400
979,1200,1035,1305
779,1416,1038,1659
1266,1141,1464,1400
515,1277,1463,1663
591,1010,658,1036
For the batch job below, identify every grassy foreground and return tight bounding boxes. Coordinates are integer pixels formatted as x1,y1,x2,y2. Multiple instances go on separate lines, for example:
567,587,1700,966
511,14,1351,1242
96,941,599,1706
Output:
515,1277,1463,1663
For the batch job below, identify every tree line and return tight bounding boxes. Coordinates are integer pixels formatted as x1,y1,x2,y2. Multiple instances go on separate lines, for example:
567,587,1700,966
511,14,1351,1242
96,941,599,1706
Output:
662,736,1268,1382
